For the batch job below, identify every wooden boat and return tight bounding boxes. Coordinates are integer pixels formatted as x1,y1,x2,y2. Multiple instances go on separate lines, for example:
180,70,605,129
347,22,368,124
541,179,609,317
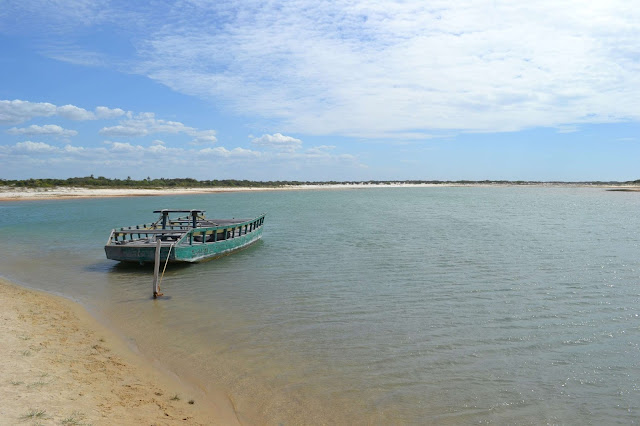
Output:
105,209,265,263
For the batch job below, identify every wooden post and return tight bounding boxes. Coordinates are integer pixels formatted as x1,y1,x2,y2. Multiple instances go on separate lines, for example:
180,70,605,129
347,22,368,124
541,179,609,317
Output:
161,210,168,229
153,238,163,298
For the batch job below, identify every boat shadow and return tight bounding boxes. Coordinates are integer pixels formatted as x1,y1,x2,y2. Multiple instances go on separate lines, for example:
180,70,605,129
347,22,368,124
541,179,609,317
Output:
82,260,193,274
107,261,194,273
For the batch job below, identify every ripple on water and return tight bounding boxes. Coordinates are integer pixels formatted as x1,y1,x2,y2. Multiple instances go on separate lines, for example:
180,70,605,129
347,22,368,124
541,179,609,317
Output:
0,187,639,423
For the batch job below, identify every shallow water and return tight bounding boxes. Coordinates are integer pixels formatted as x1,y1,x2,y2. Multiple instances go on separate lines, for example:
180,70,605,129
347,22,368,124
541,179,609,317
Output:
1,187,639,423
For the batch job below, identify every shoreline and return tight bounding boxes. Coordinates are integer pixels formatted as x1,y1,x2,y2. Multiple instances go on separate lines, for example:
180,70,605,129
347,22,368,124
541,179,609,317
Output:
1,182,638,201
0,277,238,425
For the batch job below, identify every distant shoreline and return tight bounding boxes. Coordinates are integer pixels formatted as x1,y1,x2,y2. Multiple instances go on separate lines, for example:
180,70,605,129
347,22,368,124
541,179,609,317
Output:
1,182,639,201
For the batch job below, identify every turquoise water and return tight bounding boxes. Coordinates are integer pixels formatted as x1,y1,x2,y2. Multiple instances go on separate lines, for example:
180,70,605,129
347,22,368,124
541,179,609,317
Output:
1,187,639,423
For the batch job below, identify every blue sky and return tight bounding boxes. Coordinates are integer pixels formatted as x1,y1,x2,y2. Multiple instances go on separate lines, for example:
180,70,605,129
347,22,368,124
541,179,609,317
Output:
1,0,639,181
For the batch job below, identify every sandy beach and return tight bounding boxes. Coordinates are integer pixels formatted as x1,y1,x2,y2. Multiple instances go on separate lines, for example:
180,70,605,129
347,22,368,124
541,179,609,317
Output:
0,184,448,201
1,182,636,201
0,278,238,425
0,186,282,201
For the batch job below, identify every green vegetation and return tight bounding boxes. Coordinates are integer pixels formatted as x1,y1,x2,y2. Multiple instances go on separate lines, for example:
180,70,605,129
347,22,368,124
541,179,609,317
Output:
27,380,48,388
0,176,308,188
61,411,88,425
20,408,48,420
1,176,639,189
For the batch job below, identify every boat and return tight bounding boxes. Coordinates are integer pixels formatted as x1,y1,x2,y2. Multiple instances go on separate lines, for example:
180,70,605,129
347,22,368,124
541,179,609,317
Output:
105,209,265,263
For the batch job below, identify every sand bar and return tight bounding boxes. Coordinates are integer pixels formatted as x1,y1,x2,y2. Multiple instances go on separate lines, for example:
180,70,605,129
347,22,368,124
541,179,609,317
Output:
0,184,447,201
0,186,282,201
0,278,239,425
1,182,637,201
0,184,446,201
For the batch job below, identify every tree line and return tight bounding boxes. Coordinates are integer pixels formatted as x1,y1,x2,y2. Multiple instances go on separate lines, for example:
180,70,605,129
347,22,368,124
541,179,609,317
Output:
1,176,638,188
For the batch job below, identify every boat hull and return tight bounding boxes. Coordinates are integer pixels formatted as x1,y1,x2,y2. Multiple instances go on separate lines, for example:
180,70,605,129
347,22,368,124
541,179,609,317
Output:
105,226,263,263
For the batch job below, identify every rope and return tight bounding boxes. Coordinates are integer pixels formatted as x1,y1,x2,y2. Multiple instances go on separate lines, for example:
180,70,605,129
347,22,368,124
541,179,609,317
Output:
157,242,175,294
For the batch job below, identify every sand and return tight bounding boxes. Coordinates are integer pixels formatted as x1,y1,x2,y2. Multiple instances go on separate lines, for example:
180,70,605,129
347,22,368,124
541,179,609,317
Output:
0,278,239,425
0,182,636,201
0,183,475,201
0,186,277,201
0,184,437,201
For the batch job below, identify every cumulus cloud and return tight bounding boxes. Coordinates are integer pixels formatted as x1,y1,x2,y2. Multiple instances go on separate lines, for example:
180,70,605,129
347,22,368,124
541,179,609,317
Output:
0,99,129,125
251,133,302,152
12,141,57,153
7,124,78,138
56,104,95,120
99,124,148,137
100,112,217,143
0,100,57,124
95,106,126,119
149,143,167,153
0,139,363,179
199,146,261,158
63,144,85,154
191,130,217,145
104,141,144,153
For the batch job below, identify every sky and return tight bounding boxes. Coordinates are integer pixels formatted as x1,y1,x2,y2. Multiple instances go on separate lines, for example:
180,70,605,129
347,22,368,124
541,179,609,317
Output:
1,0,639,182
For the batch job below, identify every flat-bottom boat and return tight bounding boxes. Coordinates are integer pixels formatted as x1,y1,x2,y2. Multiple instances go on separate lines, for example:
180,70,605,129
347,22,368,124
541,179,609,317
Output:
104,209,265,263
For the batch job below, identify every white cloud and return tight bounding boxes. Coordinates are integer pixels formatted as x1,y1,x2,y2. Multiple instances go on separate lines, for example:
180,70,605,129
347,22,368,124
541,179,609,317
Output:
149,144,167,153
191,130,217,145
0,100,129,125
4,3,640,137
12,141,57,153
57,104,95,120
0,0,110,33
95,106,126,119
100,112,217,143
99,124,148,137
7,124,78,138
251,133,302,152
63,144,85,154
0,139,364,179
0,100,57,124
198,147,261,158
105,141,144,153
305,145,336,156
133,0,640,136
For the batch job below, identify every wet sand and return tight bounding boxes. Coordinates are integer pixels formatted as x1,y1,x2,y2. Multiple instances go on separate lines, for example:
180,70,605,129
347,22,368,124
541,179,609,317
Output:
0,278,239,425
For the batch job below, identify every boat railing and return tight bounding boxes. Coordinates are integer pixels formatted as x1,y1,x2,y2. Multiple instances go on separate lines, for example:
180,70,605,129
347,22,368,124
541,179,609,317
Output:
183,214,266,245
108,214,266,245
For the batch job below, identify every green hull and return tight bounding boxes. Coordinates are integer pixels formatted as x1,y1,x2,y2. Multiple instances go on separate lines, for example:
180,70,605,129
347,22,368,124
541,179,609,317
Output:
105,227,263,263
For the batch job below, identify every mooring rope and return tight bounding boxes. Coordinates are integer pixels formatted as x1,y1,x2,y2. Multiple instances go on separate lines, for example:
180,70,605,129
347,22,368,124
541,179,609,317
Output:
157,241,175,294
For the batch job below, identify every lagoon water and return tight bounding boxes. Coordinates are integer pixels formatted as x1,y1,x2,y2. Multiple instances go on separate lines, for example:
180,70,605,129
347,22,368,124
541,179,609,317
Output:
1,187,639,423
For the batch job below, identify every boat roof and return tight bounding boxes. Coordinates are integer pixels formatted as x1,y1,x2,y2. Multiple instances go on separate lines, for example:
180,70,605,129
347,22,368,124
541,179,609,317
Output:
152,209,205,214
